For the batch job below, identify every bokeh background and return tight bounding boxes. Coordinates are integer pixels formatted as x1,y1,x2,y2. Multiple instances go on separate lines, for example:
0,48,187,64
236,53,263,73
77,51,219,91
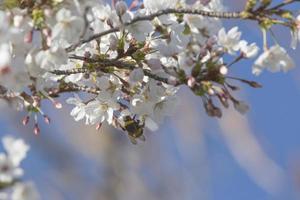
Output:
1,0,300,199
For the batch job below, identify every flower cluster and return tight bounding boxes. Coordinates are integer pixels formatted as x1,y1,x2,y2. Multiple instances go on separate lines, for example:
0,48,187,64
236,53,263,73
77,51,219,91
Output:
0,136,39,200
0,0,299,143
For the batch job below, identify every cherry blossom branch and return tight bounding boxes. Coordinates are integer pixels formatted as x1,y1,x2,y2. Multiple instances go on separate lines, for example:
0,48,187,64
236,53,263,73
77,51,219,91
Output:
66,8,243,52
52,56,172,84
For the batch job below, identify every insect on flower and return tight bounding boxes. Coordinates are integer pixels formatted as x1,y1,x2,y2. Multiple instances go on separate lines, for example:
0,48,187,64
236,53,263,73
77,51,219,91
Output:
121,116,145,145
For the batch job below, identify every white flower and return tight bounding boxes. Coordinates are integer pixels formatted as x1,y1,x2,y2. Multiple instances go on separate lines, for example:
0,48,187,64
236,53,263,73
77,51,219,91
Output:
129,68,144,83
239,40,259,58
66,94,87,122
85,91,120,125
0,154,23,183
0,44,31,92
0,43,12,68
123,12,154,41
153,96,178,123
12,182,40,200
35,47,68,70
90,5,119,34
146,57,163,71
253,45,295,75
51,8,84,47
2,136,29,166
150,24,189,56
218,26,242,55
144,0,178,12
0,11,10,42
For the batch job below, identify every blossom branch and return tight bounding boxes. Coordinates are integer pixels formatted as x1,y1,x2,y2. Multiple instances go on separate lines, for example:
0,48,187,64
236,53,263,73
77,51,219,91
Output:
66,8,244,52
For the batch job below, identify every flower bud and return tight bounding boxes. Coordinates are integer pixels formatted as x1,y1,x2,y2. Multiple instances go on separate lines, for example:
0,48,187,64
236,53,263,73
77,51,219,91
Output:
54,101,62,109
22,116,30,126
24,30,33,43
219,65,228,75
297,15,300,29
43,115,51,124
34,124,40,135
233,101,249,114
187,76,196,88
115,1,128,17
208,88,215,96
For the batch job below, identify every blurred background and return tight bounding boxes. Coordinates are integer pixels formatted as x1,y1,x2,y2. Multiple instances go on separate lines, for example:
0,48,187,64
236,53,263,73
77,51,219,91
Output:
1,0,300,199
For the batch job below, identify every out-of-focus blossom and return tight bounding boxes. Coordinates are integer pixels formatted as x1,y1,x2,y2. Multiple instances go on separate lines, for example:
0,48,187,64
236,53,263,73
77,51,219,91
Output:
3,136,30,166
144,0,178,12
253,45,294,75
12,182,40,200
0,153,23,183
51,8,84,47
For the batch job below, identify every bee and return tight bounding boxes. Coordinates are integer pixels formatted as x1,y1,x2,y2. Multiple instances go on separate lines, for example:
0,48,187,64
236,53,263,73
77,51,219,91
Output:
122,116,145,144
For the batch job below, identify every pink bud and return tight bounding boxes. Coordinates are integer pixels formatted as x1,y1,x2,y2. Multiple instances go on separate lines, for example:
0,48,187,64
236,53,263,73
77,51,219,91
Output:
24,31,33,43
22,116,30,126
43,115,50,124
34,124,40,135
187,77,196,88
96,123,102,131
219,66,228,75
42,28,51,37
296,15,300,29
54,101,62,109
208,88,215,95
0,66,11,75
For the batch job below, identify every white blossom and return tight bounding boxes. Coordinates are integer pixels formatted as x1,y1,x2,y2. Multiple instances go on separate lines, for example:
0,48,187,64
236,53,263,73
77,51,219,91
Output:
218,26,242,55
66,94,88,122
253,45,294,75
144,0,178,12
85,91,120,125
12,182,40,200
0,154,23,183
35,47,68,71
2,136,29,166
0,43,12,68
51,8,84,47
129,68,144,83
122,11,154,42
239,40,260,58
